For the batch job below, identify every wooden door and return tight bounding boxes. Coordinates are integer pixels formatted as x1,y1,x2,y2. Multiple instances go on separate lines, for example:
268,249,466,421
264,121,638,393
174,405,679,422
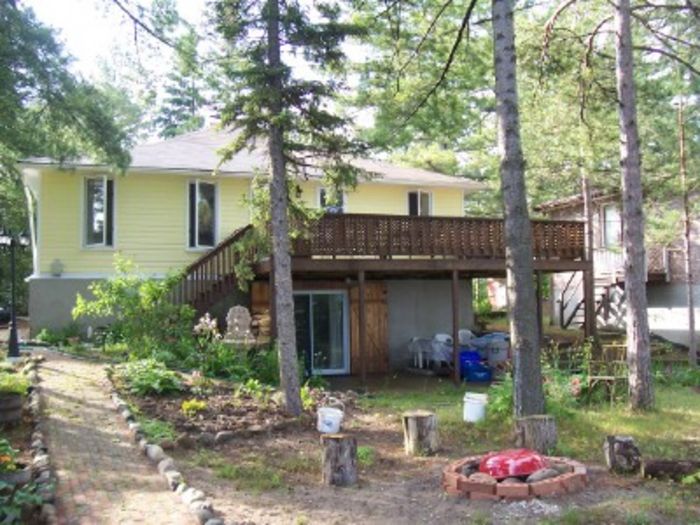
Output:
350,282,389,374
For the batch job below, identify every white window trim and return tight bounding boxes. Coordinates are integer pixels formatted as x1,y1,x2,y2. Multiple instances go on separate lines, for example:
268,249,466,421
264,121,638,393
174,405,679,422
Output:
186,179,220,251
317,186,346,213
407,189,433,216
602,204,622,249
82,174,115,250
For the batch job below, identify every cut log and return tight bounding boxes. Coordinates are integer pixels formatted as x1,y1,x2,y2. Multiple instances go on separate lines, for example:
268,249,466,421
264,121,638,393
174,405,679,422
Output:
514,415,557,454
603,435,641,474
402,410,439,456
320,433,357,486
642,459,700,481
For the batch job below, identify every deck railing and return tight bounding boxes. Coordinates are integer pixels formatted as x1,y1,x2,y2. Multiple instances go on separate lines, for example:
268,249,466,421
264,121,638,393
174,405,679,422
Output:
292,214,586,260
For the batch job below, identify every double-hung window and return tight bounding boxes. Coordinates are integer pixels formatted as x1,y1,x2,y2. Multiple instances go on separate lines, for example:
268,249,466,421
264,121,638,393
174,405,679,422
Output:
84,176,114,247
318,188,345,214
188,181,217,248
602,205,622,248
408,190,431,216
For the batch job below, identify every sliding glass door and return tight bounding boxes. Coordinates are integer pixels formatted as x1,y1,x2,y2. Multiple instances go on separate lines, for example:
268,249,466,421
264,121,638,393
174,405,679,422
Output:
294,291,349,375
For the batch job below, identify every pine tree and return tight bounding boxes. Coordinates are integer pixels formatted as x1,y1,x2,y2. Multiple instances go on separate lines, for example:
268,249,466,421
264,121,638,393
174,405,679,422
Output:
212,0,364,415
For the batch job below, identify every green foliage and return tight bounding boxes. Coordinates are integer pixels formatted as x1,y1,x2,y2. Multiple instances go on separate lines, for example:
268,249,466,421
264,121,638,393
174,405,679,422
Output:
181,398,207,417
0,373,29,396
0,439,18,473
0,480,43,524
485,375,513,420
113,359,182,396
473,279,493,317
191,450,283,491
357,446,376,468
137,418,178,445
235,378,274,405
72,257,196,360
681,470,700,485
653,365,700,388
35,323,81,347
300,384,314,411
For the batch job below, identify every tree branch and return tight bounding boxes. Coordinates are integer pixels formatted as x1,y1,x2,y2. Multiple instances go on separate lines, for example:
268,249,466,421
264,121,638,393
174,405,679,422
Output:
109,0,175,49
635,45,700,76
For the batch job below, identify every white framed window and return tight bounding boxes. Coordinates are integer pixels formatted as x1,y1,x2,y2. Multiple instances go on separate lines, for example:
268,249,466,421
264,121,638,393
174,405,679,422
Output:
408,190,432,216
84,176,114,247
603,205,622,248
318,187,345,214
188,180,217,248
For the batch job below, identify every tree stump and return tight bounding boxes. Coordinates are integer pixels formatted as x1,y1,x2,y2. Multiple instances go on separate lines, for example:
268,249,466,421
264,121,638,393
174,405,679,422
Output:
402,410,439,456
320,433,357,486
514,415,557,453
603,435,641,474
642,459,700,481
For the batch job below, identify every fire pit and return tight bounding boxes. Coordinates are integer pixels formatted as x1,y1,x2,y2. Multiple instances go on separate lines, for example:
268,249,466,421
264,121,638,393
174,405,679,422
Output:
442,449,587,500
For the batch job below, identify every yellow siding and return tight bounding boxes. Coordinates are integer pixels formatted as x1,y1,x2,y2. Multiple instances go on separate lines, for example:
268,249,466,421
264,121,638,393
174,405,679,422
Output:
38,170,250,275
38,171,466,275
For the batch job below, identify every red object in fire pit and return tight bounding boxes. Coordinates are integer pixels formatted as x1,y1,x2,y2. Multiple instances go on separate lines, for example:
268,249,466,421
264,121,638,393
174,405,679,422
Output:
479,449,548,479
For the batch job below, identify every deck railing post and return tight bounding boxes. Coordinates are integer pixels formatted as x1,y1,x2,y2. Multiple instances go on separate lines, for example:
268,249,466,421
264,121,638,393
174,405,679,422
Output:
452,269,460,386
358,270,367,385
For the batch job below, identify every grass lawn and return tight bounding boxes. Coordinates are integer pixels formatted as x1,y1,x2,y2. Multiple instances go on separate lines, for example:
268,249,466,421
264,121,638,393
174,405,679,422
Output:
359,376,700,463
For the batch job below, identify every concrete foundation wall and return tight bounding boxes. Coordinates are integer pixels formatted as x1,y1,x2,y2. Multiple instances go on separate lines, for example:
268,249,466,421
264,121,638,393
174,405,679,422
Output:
386,279,474,370
28,277,102,336
647,283,700,347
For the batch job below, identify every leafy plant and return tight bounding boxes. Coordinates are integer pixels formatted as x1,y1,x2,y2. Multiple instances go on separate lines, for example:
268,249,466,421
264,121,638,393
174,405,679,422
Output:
138,418,177,444
357,446,376,467
0,481,43,524
113,359,182,396
72,257,195,360
181,398,207,417
190,371,215,396
0,373,29,396
300,384,315,411
234,378,274,405
681,470,700,485
0,439,18,473
35,323,81,347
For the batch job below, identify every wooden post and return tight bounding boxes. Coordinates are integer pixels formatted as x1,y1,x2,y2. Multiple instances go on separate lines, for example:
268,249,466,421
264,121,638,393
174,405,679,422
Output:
402,410,439,456
535,271,544,346
269,253,277,339
320,434,358,486
452,270,460,385
515,415,557,454
358,270,367,384
581,158,597,340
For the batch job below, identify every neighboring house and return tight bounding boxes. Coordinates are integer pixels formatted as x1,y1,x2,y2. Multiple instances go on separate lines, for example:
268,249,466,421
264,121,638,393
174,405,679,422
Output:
537,192,700,347
21,129,589,376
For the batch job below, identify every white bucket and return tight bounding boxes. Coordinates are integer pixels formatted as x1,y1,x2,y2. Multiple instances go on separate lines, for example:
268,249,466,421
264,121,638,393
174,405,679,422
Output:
317,398,345,433
463,392,487,423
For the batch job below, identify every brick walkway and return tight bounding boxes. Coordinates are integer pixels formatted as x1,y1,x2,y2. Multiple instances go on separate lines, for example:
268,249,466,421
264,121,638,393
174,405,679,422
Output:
38,351,194,525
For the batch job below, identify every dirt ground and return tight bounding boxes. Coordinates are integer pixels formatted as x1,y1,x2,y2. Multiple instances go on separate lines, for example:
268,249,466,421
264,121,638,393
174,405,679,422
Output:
168,407,699,525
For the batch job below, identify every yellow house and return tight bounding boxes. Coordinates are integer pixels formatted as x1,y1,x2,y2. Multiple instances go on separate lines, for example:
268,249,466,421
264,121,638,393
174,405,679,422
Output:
21,129,588,377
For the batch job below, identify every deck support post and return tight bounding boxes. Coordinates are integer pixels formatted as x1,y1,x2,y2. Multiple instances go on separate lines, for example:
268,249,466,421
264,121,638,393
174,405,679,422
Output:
452,270,460,386
535,271,544,345
269,252,277,339
583,269,596,339
358,270,367,385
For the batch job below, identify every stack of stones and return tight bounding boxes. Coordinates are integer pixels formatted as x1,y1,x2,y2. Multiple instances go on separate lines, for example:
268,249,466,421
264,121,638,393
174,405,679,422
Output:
109,392,225,525
442,454,588,500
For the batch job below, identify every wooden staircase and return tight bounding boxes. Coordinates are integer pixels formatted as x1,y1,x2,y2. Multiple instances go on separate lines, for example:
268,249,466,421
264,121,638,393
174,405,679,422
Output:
170,225,255,315
559,272,626,330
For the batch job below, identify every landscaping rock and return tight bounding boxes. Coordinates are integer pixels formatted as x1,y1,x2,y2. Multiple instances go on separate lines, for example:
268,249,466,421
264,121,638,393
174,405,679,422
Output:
459,461,479,477
158,457,176,475
176,433,196,450
214,430,235,445
145,444,166,463
204,519,225,525
32,454,50,471
138,438,148,453
502,477,525,484
175,483,189,496
191,505,215,525
121,409,134,422
181,487,206,506
550,462,572,475
164,470,183,490
468,472,497,485
198,432,215,447
40,503,57,524
526,468,560,483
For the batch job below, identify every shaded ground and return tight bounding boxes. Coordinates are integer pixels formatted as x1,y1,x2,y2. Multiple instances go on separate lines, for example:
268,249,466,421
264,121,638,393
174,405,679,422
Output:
36,350,194,525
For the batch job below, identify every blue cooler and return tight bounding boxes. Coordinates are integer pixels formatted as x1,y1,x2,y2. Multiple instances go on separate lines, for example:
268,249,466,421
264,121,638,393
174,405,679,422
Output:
465,363,492,382
459,349,483,380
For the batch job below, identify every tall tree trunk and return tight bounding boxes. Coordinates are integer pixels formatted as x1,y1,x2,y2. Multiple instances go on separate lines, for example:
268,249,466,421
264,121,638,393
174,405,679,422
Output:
581,154,596,340
492,0,545,417
266,0,302,416
678,98,697,367
613,0,653,409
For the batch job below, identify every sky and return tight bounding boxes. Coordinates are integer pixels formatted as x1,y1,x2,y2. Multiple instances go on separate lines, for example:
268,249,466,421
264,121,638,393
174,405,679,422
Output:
21,0,205,80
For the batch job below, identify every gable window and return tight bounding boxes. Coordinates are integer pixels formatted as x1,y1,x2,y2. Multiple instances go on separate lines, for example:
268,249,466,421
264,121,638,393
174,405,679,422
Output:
188,181,217,248
318,188,345,214
603,205,622,248
408,190,431,216
85,176,114,247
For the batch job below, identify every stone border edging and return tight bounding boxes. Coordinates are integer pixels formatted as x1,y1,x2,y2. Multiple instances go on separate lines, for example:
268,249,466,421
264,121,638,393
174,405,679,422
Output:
106,380,225,525
22,355,58,524
442,455,588,500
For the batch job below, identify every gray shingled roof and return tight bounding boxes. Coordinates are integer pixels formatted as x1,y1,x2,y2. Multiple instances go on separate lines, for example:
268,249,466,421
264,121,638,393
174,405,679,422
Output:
22,128,486,190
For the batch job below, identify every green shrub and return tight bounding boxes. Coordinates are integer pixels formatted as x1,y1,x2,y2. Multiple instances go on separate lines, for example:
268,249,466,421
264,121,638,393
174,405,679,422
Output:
137,417,177,444
0,373,29,396
654,365,700,388
0,481,43,523
234,378,274,404
181,398,207,417
72,257,195,360
36,322,81,347
0,439,18,472
357,446,376,467
114,359,182,396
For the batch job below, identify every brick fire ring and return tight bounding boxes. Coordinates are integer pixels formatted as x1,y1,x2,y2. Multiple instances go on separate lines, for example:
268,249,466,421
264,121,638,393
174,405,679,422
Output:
442,455,588,500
